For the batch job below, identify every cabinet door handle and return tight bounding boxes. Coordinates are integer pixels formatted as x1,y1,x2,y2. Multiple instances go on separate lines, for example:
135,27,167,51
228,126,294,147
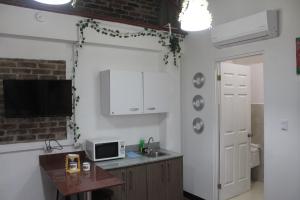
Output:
167,163,171,182
129,171,133,191
122,171,126,192
129,108,139,111
161,164,164,183
147,107,156,110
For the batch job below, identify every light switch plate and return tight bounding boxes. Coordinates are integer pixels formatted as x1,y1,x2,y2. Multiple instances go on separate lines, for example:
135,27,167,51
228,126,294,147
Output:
281,120,288,131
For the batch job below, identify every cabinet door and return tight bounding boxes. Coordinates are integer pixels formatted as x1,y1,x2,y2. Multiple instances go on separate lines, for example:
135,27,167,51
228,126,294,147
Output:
167,158,183,200
110,70,143,115
109,168,127,200
147,161,167,200
126,165,147,200
143,72,170,113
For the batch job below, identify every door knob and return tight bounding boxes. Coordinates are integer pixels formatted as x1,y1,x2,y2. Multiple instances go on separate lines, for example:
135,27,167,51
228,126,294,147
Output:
247,133,253,138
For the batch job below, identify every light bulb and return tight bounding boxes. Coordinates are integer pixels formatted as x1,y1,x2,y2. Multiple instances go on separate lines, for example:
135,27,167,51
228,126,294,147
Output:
34,0,72,5
179,0,212,32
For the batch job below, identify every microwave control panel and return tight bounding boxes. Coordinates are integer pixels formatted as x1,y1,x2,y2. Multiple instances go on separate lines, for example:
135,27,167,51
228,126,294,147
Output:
119,141,126,157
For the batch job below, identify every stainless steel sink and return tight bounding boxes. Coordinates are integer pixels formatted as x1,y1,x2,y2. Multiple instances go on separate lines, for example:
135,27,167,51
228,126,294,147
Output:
145,151,168,158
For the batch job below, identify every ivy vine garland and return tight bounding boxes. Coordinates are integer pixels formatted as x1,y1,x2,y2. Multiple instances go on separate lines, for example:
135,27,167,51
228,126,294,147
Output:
77,18,185,66
70,18,185,143
69,45,81,144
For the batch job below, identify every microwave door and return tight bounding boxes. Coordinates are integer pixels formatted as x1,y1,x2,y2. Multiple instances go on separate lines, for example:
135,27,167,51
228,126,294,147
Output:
95,142,119,160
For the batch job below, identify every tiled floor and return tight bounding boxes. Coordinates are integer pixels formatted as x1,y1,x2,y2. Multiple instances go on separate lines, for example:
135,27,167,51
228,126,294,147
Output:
184,182,263,200
230,181,264,200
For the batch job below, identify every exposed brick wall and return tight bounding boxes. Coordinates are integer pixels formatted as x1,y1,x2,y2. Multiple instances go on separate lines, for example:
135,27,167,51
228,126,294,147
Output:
76,0,160,25
0,0,163,26
0,58,67,144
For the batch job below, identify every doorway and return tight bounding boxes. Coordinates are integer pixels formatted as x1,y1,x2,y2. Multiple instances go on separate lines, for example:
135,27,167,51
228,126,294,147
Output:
218,55,264,200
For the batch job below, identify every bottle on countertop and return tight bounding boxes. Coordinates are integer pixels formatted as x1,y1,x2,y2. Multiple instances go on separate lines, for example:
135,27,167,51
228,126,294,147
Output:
139,139,145,153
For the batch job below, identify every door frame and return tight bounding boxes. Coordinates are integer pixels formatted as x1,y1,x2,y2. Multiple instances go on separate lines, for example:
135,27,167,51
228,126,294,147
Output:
213,50,265,200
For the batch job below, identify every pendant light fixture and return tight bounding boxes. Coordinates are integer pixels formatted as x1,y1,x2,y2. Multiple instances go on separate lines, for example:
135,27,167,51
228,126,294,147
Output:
179,0,212,32
34,0,72,5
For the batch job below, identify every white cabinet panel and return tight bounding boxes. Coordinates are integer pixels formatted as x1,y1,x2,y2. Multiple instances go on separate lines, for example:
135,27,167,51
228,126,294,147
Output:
100,70,169,115
100,70,143,115
143,72,170,113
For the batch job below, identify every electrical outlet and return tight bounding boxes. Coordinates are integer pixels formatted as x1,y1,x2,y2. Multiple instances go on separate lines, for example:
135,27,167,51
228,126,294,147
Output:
44,144,53,153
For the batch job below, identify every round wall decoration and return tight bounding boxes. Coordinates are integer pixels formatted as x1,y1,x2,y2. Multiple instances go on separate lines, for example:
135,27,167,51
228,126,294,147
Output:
193,72,205,88
192,95,205,111
193,117,204,134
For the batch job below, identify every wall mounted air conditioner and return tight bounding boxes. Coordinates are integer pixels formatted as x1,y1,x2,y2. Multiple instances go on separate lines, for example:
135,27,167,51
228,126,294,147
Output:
211,10,279,48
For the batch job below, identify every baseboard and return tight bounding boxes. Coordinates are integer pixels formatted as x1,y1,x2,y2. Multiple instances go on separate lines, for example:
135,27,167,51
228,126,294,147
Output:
183,191,205,200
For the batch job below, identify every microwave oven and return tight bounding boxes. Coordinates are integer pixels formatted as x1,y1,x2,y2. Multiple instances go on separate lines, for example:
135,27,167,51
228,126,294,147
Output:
85,138,126,162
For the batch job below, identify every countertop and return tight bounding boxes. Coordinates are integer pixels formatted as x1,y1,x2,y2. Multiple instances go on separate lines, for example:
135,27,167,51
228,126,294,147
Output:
96,148,183,170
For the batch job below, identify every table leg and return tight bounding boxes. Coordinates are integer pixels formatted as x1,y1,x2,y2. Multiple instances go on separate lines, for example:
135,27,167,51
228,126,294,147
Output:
65,196,71,200
83,191,92,200
56,190,59,200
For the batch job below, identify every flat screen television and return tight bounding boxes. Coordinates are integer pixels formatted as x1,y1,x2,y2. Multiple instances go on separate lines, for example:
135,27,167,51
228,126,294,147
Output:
3,80,72,118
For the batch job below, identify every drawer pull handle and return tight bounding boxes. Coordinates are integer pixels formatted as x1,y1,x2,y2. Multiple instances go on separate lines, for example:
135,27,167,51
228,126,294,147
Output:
129,171,133,190
147,107,156,110
129,108,139,111
167,163,171,182
122,172,126,192
161,164,164,182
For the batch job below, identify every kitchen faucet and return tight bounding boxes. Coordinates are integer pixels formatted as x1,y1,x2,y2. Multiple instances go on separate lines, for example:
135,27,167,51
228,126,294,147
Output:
146,137,154,154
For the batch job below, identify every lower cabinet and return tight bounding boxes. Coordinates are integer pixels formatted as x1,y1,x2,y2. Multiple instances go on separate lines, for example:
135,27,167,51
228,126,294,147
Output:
93,157,182,200
147,161,167,200
126,165,147,200
166,158,183,200
109,168,127,200
105,165,147,200
147,158,183,200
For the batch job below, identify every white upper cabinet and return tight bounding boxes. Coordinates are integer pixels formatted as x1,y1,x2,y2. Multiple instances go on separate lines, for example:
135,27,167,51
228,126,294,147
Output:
100,70,143,115
143,72,170,113
100,70,169,115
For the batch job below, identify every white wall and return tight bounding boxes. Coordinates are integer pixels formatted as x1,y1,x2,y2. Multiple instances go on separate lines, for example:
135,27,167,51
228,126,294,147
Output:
0,4,181,200
182,0,300,199
250,63,264,104
181,30,215,200
264,1,300,199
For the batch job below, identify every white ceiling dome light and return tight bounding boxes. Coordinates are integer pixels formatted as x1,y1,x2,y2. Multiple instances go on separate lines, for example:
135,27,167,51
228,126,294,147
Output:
34,0,72,5
179,0,212,32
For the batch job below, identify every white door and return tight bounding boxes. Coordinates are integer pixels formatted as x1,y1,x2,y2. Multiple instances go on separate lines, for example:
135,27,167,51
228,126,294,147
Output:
143,72,170,113
110,70,143,115
219,62,251,200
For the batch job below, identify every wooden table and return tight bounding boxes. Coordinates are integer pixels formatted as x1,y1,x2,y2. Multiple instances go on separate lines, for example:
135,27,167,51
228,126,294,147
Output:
39,151,123,200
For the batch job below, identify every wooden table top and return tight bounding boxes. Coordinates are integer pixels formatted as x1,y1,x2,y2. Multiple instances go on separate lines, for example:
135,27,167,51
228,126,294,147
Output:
39,151,123,196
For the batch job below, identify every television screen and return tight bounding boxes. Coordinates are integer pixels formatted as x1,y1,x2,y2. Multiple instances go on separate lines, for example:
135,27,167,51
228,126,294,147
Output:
3,80,72,118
